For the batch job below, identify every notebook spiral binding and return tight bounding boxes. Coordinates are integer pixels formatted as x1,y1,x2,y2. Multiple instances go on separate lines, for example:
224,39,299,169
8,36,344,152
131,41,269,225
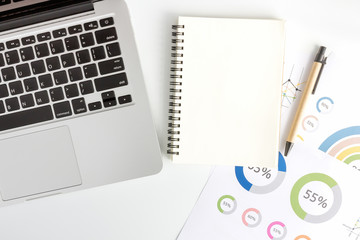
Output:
167,24,185,155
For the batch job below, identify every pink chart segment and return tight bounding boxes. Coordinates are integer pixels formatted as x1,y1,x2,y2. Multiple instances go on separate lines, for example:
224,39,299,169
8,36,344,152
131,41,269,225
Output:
241,208,261,227
267,221,287,240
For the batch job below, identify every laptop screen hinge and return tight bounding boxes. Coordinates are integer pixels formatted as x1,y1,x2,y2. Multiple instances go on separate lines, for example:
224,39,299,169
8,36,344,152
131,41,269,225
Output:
0,0,94,33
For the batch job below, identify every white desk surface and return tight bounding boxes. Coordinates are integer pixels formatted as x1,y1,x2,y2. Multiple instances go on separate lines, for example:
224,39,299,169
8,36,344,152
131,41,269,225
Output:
0,0,359,239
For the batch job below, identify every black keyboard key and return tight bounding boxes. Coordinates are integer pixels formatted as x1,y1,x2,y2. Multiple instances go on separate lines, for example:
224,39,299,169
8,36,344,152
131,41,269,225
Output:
35,90,50,105
65,84,79,98
88,101,102,111
31,60,46,75
53,70,68,85
24,77,38,92
37,32,51,42
0,105,53,132
6,39,20,49
49,40,65,54
5,50,20,65
83,64,98,78
35,43,50,58
84,21,98,31
16,63,31,78
46,56,61,71
91,46,106,61
2,67,16,81
21,36,36,46
106,42,121,57
9,81,24,95
68,67,83,82
72,97,87,114
65,36,80,51
102,90,115,100
95,72,128,92
20,47,35,61
79,80,94,95
61,53,76,68
0,84,9,98
98,57,124,75
0,43,4,51
101,90,116,108
49,87,64,102
38,74,53,88
118,94,132,104
6,40,20,50
76,49,91,64
0,53,4,67
100,17,114,27
53,28,67,38
0,101,5,114
80,33,95,47
5,97,20,112
20,94,35,108
68,25,82,34
0,0,10,5
53,101,72,118
95,27,118,44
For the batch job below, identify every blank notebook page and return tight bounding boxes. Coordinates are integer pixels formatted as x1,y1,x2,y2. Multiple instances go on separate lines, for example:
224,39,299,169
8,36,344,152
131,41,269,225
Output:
170,17,285,167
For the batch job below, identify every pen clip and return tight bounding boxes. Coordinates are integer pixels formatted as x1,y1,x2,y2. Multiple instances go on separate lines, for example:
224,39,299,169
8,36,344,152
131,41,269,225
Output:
312,57,327,95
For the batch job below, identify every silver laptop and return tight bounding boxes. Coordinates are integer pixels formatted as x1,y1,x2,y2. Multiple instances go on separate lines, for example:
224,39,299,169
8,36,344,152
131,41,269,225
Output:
0,0,162,206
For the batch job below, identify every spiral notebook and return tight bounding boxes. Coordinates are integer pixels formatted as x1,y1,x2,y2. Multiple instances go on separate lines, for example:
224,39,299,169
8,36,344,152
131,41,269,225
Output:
167,16,285,167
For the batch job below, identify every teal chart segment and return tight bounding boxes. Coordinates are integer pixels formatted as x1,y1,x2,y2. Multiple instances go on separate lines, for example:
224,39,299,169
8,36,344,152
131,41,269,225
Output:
235,153,286,194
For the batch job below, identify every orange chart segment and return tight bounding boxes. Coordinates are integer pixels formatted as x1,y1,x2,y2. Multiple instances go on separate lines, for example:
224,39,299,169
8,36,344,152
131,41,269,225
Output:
319,127,360,162
295,235,311,240
328,137,360,157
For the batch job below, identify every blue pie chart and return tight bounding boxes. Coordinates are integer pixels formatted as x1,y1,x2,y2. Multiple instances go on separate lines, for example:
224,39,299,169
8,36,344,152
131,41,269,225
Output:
235,152,286,194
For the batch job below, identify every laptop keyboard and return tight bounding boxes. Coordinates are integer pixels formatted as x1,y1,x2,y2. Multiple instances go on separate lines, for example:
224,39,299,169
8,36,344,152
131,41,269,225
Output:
0,16,133,132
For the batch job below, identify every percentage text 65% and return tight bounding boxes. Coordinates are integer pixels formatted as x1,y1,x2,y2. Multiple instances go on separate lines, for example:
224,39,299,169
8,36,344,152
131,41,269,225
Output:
248,167,272,179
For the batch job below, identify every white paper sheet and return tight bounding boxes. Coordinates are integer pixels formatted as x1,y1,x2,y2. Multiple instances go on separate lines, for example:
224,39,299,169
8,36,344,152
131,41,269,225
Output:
178,145,360,239
177,20,360,240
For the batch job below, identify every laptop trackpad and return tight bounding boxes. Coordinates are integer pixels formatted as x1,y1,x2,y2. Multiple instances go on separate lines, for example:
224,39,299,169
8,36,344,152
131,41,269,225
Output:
0,126,82,201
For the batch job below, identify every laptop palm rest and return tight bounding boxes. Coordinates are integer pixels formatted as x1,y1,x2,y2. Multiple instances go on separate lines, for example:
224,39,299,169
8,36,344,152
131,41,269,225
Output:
0,126,82,201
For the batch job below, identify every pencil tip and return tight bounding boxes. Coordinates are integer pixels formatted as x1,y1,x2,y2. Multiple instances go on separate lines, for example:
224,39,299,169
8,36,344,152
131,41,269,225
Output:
284,141,294,157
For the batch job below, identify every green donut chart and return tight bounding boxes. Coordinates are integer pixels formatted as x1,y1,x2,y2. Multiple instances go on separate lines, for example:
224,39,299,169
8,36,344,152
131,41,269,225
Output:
217,195,237,215
290,173,342,223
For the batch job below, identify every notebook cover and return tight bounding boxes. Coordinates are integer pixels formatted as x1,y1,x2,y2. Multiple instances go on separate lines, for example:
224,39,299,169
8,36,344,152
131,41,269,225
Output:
168,16,285,167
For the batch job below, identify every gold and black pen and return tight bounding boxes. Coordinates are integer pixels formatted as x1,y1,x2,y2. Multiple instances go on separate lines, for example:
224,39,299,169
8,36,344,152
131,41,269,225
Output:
284,46,328,156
